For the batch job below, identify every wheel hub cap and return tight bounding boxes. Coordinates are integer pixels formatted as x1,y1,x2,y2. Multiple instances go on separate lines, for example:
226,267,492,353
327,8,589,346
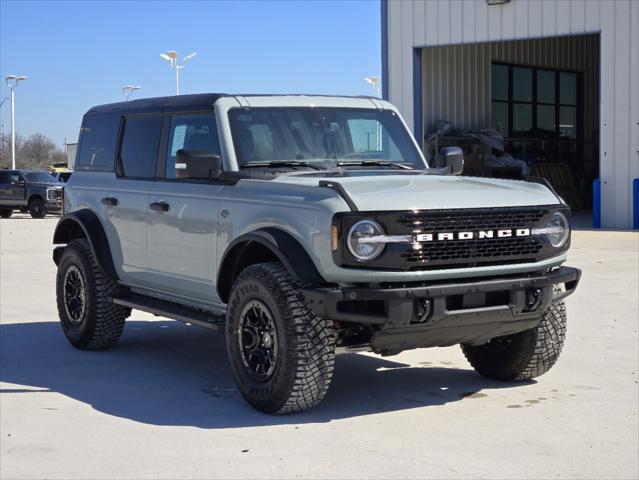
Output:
63,265,86,325
238,300,278,381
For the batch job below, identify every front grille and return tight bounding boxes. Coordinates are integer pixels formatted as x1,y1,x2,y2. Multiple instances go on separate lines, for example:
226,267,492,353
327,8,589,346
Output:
335,206,565,271
396,208,546,268
396,209,545,231
400,236,543,265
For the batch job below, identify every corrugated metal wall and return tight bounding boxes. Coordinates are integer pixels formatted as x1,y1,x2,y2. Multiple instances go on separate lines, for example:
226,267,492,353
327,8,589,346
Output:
421,35,600,145
385,0,639,229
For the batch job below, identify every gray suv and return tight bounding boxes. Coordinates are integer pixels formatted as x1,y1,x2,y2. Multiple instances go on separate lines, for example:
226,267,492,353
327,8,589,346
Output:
53,94,581,414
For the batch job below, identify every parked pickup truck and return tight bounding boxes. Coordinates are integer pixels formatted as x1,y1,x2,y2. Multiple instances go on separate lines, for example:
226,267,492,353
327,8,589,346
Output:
0,169,64,218
52,94,581,414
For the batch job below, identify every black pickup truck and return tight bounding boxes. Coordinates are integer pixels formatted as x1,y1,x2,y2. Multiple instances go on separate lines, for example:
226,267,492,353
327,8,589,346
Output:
0,170,64,218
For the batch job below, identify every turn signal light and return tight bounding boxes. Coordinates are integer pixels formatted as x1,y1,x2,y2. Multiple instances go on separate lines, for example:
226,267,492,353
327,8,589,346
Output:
332,225,339,251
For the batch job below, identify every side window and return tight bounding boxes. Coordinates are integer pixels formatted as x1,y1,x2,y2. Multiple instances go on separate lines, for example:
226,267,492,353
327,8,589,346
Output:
166,114,220,179
76,116,120,171
119,116,164,179
0,172,9,183
10,174,21,184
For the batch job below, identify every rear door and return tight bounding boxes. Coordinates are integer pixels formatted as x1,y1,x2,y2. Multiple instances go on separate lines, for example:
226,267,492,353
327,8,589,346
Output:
146,112,224,303
106,114,164,285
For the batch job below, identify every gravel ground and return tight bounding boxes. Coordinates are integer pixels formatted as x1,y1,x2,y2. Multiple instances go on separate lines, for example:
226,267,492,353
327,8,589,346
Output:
1,214,637,479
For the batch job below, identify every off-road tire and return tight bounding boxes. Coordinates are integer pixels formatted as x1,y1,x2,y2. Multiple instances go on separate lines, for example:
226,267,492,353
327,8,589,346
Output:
226,262,336,414
56,239,130,350
29,197,46,218
0,208,12,218
461,294,567,381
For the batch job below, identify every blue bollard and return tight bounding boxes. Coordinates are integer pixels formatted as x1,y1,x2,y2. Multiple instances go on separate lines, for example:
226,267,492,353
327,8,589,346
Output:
592,178,601,229
633,178,639,230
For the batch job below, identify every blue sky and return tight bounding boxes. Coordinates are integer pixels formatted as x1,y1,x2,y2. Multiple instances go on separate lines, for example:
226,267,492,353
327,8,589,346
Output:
0,0,381,147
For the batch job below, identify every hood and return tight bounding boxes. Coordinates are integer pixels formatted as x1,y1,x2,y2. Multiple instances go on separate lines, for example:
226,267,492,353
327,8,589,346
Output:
29,181,63,188
272,172,560,210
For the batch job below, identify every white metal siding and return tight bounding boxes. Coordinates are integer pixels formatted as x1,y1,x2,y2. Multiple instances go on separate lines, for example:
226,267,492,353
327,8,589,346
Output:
386,0,639,229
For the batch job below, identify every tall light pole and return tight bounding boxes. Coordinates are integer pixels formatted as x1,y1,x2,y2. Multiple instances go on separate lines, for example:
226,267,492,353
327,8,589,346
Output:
122,85,142,101
0,97,8,159
364,76,381,98
5,75,28,169
364,76,382,150
160,51,196,95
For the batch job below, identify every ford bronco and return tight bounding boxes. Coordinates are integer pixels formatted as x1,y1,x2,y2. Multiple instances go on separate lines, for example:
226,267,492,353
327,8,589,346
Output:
52,94,581,414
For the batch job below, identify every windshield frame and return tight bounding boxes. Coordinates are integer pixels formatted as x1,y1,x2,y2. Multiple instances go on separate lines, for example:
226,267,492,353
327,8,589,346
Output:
227,106,428,171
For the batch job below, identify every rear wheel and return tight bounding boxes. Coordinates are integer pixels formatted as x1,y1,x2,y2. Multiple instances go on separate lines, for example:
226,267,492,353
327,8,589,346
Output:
226,262,336,414
461,294,567,381
0,208,12,218
56,239,130,350
29,197,46,218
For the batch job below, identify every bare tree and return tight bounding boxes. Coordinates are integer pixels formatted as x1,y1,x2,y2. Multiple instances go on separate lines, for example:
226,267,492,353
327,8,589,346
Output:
0,132,66,169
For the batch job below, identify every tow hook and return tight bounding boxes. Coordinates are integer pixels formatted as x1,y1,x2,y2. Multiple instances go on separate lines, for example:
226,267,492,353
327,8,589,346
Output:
412,299,432,324
525,288,543,311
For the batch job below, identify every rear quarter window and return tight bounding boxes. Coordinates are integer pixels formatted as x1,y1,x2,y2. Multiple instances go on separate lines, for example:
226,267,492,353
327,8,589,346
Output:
76,116,121,171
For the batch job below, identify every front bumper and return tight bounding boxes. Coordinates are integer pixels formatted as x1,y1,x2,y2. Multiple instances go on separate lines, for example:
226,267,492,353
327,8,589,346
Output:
303,266,581,354
45,199,62,213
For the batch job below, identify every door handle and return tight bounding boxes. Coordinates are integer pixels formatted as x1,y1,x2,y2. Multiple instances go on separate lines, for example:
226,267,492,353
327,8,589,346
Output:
101,196,118,206
149,201,170,212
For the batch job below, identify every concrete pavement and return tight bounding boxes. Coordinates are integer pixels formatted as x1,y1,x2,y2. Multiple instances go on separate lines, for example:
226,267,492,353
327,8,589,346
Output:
1,215,637,479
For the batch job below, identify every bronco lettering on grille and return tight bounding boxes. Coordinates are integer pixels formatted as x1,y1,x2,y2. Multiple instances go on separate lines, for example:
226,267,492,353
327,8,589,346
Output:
414,228,530,242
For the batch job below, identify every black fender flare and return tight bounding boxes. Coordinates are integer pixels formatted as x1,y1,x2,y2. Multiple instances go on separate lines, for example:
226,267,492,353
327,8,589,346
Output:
52,209,119,280
217,227,325,303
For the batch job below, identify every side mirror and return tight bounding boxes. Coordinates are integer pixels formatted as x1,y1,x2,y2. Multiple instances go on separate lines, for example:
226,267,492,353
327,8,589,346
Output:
175,150,222,180
16,180,26,187
438,146,464,175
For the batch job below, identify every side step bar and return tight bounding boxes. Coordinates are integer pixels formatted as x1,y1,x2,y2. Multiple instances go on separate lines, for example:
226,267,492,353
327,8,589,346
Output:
112,294,226,332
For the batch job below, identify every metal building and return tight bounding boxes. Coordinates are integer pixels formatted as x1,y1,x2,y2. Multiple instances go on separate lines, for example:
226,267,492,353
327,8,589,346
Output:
383,0,638,229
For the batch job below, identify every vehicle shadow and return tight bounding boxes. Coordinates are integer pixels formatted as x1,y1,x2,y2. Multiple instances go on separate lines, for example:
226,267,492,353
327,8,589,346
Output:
0,319,530,428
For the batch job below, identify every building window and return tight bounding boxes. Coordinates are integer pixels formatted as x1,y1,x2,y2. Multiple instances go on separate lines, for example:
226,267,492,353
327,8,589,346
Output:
491,63,579,139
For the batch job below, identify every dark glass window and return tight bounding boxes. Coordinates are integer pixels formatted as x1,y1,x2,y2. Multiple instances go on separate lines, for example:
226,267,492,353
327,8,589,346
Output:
119,116,163,178
166,114,220,179
76,116,120,171
537,69,555,103
512,67,533,102
491,63,580,139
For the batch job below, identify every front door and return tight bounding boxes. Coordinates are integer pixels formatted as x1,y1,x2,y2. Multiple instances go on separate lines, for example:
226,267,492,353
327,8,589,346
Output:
146,112,224,304
8,173,26,204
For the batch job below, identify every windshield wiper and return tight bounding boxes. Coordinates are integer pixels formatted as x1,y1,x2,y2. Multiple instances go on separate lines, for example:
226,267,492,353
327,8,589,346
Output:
337,160,413,170
240,161,323,171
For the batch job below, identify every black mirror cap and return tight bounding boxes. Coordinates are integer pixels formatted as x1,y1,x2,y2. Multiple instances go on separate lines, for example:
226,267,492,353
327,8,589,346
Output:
175,150,223,180
438,146,464,175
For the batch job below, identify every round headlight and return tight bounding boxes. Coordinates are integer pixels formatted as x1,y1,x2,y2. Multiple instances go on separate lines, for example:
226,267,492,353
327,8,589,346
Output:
536,211,570,247
347,220,385,261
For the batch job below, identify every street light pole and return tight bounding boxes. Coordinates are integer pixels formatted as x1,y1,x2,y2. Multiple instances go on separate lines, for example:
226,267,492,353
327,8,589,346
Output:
5,75,28,169
160,51,197,96
122,85,142,101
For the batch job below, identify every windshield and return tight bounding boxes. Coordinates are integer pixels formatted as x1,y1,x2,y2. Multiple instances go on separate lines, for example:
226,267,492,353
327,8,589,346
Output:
228,107,426,169
24,172,58,183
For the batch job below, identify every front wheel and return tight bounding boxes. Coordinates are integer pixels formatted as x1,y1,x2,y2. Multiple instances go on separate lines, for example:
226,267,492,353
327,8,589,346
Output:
29,197,46,218
226,262,336,414
461,295,567,381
